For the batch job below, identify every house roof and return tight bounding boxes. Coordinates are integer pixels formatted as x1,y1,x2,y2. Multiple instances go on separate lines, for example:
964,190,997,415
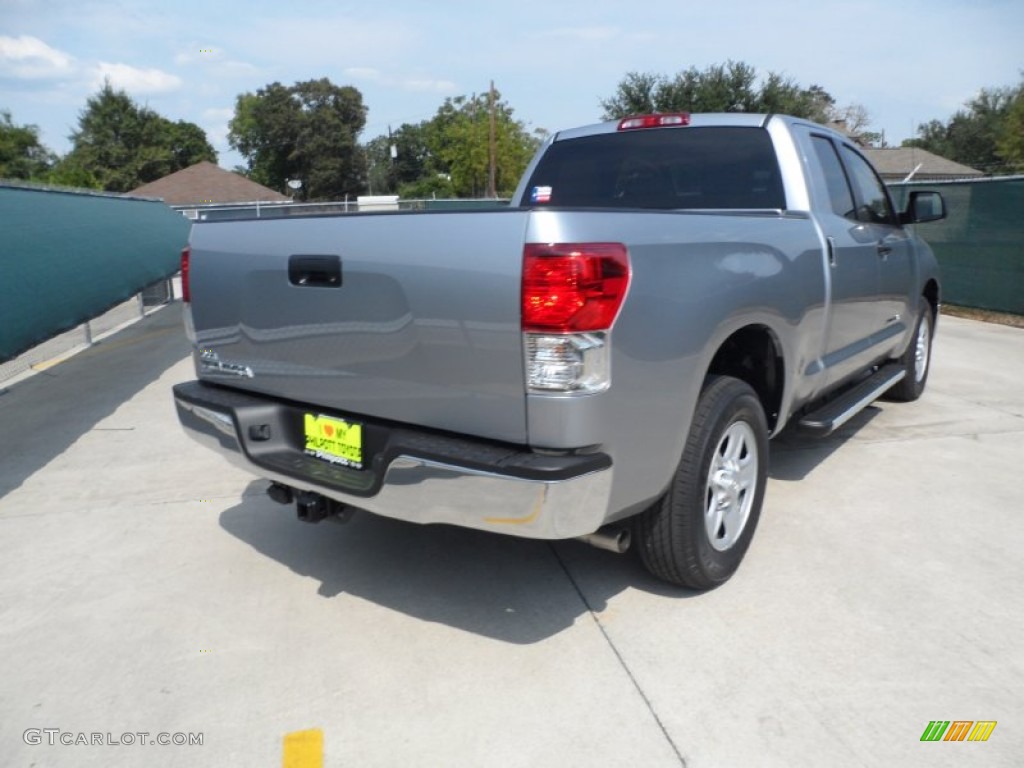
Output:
129,161,291,205
822,120,983,180
863,148,983,181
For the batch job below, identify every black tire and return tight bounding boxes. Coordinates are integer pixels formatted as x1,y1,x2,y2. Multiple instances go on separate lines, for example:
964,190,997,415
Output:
635,376,769,590
885,297,934,402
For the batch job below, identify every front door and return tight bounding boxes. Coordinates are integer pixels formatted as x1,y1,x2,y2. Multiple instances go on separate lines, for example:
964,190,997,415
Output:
838,144,915,357
807,134,892,388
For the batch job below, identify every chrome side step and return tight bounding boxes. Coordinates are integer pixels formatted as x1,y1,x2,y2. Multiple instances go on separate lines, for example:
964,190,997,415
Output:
798,364,905,436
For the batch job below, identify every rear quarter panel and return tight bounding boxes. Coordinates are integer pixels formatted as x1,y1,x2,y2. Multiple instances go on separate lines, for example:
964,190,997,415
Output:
524,209,827,519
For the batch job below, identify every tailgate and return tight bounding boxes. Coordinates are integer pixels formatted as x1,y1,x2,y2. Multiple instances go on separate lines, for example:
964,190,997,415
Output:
186,210,530,444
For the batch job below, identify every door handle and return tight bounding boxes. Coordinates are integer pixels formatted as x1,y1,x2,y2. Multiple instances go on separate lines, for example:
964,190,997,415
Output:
877,244,892,260
288,255,342,287
827,236,837,268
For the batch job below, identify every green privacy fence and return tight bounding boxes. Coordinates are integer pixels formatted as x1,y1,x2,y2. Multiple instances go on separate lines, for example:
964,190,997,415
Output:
0,183,191,362
889,176,1024,315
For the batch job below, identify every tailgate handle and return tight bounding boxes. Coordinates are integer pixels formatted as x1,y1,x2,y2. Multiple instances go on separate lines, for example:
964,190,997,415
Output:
289,255,341,287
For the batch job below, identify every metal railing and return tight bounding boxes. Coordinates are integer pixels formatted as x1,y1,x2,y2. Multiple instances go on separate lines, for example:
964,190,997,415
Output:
0,277,176,387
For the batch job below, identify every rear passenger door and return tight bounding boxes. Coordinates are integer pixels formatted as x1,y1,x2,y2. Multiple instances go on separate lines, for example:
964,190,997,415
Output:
806,134,891,388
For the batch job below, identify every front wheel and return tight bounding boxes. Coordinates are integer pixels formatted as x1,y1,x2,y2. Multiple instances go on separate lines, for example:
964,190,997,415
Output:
886,297,934,402
635,376,769,590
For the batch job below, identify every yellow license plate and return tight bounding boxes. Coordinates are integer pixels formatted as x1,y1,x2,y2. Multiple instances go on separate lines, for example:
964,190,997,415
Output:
303,414,362,469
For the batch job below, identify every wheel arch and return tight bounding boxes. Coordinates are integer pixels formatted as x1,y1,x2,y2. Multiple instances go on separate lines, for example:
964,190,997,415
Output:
923,278,940,319
705,323,786,432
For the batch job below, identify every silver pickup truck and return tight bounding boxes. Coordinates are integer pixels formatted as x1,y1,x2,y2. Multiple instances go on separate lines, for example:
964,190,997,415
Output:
173,112,946,589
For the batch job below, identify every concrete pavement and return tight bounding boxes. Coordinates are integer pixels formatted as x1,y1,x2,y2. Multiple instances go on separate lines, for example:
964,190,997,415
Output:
0,303,1021,767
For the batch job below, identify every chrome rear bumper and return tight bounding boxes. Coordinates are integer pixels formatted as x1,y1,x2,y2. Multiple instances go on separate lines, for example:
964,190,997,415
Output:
173,382,613,540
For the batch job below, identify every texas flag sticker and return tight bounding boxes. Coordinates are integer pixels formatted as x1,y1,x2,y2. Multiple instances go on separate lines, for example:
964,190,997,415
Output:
531,186,552,204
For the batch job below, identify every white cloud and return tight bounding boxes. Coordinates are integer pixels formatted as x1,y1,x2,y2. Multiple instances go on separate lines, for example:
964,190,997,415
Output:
344,67,456,93
200,107,235,147
174,46,258,76
0,34,74,78
175,46,223,66
538,26,619,42
344,67,382,80
240,16,417,69
202,107,234,121
92,62,182,93
403,78,457,93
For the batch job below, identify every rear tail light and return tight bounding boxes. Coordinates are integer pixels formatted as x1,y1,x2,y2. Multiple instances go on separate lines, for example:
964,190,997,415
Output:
181,246,191,303
522,243,630,333
618,113,691,131
522,243,630,393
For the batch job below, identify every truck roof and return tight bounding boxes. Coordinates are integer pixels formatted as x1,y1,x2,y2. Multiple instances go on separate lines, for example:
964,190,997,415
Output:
553,113,852,144
554,113,774,141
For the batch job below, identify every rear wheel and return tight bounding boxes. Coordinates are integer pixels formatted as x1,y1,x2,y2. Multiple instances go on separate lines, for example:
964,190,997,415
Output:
886,297,933,402
635,376,769,590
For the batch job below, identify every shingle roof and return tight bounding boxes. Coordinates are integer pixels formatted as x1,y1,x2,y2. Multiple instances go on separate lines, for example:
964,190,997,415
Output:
129,161,290,204
822,121,983,180
862,148,983,180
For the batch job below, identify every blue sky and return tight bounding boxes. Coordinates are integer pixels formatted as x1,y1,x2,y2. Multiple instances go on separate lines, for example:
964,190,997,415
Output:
2,0,1021,170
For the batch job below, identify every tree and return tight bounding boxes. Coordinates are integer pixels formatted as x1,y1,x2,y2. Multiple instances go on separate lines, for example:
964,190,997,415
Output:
397,174,455,200
228,78,368,200
829,103,871,135
0,110,55,180
46,155,100,189
600,72,661,117
600,62,835,123
903,80,1024,173
166,120,217,171
826,103,884,146
364,89,543,199
364,122,435,194
997,88,1024,172
66,81,216,192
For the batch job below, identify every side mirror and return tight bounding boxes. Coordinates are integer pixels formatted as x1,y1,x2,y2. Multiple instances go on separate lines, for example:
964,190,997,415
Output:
900,190,946,225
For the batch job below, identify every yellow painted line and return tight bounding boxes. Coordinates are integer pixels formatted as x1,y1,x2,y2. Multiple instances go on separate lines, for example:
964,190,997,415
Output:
31,355,74,372
26,325,178,375
282,728,323,768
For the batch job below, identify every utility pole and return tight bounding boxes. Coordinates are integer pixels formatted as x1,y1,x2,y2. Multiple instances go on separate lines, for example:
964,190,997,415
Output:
388,124,397,193
488,80,497,199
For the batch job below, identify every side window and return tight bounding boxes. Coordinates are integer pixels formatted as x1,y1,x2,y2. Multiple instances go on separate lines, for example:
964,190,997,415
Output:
810,136,855,219
840,145,897,225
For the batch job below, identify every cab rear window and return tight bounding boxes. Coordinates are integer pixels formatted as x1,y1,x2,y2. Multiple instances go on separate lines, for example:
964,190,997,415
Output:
521,126,785,210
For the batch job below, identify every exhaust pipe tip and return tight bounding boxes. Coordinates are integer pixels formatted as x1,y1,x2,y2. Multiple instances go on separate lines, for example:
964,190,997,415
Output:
267,482,294,505
576,526,631,554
